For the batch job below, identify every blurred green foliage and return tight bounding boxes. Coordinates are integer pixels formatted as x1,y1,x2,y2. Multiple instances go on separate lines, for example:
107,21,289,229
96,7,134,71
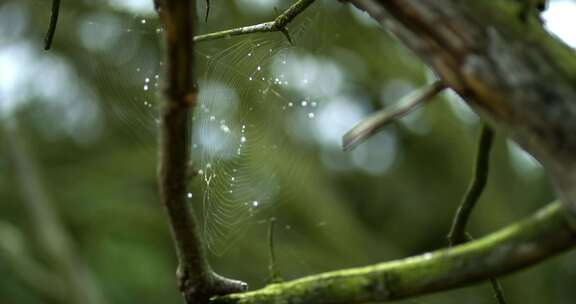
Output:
0,0,574,303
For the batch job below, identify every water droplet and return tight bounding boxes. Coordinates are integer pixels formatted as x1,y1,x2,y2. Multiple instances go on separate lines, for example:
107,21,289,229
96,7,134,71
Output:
308,112,315,118
141,19,147,24
210,116,215,121
252,201,259,207
301,101,308,107
249,77,253,81
311,101,317,107
248,52,252,57
231,177,235,181
198,169,204,175
220,124,230,133
288,102,293,107
257,66,261,71
143,85,149,91
206,163,212,169
187,192,193,198
240,136,246,143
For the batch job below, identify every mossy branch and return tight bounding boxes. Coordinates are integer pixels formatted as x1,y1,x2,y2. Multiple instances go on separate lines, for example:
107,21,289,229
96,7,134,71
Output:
194,0,316,43
212,202,575,303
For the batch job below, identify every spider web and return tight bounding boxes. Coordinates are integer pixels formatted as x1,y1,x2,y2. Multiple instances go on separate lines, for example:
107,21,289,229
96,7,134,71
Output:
191,18,326,254
24,0,331,255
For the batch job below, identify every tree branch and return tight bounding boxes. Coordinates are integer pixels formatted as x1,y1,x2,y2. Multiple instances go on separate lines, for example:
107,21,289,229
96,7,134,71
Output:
347,0,576,218
342,80,446,151
154,0,246,302
212,201,576,303
44,0,60,50
194,0,316,43
446,124,506,303
448,125,495,246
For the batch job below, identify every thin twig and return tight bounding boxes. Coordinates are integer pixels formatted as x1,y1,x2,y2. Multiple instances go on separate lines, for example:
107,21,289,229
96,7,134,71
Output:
447,125,495,246
194,0,316,43
154,0,246,302
267,218,282,283
205,0,211,23
446,125,506,303
490,278,507,304
342,81,446,151
44,0,61,50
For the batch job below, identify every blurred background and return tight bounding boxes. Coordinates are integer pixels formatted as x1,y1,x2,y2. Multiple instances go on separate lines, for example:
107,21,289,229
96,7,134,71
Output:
1,0,576,303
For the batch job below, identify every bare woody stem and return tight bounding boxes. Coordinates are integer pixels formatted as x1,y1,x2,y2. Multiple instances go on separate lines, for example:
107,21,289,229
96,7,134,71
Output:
448,125,495,246
154,0,245,302
445,124,505,303
342,81,446,151
44,0,60,50
212,201,576,304
194,0,316,43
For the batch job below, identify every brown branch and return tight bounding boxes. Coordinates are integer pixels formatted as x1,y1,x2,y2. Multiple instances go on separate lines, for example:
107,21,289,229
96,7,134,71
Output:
153,0,246,302
194,0,316,43
346,0,576,218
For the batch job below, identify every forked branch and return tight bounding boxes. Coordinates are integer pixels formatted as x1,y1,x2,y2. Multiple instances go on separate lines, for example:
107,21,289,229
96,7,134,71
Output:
194,0,316,43
154,0,246,302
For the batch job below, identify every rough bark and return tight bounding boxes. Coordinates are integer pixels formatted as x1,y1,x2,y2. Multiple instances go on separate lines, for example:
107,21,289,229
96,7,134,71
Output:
154,0,246,302
349,0,576,220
